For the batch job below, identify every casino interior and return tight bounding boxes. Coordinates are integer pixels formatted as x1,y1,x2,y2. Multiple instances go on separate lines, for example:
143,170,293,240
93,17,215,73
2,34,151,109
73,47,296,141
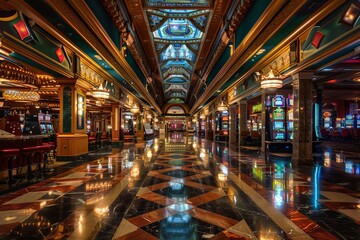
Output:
0,0,359,239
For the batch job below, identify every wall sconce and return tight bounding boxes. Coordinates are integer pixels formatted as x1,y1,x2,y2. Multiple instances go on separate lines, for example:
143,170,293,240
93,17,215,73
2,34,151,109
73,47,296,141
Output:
260,69,283,90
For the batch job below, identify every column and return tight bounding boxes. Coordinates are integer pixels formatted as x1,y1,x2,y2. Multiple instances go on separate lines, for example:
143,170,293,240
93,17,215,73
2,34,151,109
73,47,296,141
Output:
57,81,89,160
292,72,314,166
229,104,237,145
261,92,267,154
135,113,144,141
238,100,247,145
111,103,123,148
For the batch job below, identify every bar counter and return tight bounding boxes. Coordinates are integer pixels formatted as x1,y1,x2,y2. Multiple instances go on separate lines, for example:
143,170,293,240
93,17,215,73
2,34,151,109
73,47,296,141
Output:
0,135,47,150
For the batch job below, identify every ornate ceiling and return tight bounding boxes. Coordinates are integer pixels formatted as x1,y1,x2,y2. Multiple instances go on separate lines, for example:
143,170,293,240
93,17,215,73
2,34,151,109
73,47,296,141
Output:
123,0,233,111
148,9,209,103
1,0,359,115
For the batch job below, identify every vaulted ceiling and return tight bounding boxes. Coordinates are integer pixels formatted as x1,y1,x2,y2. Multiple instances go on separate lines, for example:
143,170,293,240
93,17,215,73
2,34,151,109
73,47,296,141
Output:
123,0,235,108
1,0,360,115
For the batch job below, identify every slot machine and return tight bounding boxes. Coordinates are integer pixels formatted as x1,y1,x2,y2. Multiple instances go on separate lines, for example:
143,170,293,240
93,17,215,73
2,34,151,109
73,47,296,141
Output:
272,95,286,141
45,114,54,134
23,114,41,135
38,113,48,134
5,114,22,136
345,114,354,128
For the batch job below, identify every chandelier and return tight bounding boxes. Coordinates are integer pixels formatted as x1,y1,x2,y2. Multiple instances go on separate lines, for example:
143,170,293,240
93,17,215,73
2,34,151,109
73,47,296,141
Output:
260,69,283,90
131,103,139,113
92,83,109,99
217,101,228,112
3,90,40,102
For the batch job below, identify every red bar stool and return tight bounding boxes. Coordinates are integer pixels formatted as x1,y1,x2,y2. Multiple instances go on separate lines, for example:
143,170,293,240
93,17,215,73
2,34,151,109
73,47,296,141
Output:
20,146,40,181
0,148,20,187
37,144,54,174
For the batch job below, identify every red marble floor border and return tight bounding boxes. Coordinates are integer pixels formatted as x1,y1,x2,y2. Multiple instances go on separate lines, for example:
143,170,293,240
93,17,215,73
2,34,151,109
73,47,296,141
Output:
137,191,176,206
127,206,178,227
186,207,239,229
113,228,158,240
186,191,224,206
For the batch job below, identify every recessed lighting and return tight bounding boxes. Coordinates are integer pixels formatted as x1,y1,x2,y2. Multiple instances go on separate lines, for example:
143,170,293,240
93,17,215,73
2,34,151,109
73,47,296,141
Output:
94,54,103,60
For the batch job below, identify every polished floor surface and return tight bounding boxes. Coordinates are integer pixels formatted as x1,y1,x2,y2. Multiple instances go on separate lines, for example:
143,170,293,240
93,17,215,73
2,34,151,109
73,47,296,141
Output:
0,133,359,239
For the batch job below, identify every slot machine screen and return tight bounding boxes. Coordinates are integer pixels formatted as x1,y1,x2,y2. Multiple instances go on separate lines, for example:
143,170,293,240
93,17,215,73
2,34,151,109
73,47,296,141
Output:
273,121,284,130
274,132,285,140
40,124,47,134
46,123,54,133
38,114,45,121
287,121,293,131
273,109,285,120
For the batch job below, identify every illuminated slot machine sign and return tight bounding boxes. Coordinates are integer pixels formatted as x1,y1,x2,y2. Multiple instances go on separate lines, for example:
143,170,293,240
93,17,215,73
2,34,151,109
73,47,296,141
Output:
221,111,229,134
345,114,354,128
38,113,48,134
45,114,54,134
356,115,360,128
272,95,285,141
323,111,332,128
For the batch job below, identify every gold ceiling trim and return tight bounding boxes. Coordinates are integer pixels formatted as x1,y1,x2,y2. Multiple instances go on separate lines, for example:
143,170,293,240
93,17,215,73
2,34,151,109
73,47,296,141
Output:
0,11,18,21
0,59,42,89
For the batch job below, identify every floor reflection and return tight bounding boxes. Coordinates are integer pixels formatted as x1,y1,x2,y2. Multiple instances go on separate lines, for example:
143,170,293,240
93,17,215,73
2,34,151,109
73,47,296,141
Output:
0,134,359,239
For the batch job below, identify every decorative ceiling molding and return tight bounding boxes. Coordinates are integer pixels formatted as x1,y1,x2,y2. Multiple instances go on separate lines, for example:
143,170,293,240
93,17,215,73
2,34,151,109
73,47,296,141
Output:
190,0,302,113
193,0,347,114
55,0,162,113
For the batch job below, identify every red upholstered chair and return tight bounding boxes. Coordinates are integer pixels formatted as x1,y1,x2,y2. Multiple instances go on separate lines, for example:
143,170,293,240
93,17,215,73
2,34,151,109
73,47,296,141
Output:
0,148,20,187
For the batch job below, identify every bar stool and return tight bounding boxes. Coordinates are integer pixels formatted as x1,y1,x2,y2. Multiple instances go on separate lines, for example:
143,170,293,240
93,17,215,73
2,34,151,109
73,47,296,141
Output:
37,144,54,174
20,146,40,181
0,148,20,187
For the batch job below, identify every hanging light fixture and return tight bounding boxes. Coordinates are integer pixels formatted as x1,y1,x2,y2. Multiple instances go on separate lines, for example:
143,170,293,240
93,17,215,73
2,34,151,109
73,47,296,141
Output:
260,69,283,90
131,103,139,113
92,83,109,99
217,101,228,112
3,90,40,102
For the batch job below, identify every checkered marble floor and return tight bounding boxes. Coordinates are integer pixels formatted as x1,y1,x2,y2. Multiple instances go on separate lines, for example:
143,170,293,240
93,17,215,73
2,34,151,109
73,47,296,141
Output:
0,135,359,239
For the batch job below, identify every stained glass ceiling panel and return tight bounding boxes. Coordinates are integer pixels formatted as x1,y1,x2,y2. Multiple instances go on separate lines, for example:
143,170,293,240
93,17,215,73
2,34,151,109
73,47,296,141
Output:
159,44,195,62
162,68,191,79
146,0,210,8
167,98,184,103
153,19,203,40
164,77,188,83
161,60,193,71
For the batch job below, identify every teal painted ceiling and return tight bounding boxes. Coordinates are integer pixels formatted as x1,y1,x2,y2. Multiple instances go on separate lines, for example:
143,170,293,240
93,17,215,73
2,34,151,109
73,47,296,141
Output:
147,8,209,103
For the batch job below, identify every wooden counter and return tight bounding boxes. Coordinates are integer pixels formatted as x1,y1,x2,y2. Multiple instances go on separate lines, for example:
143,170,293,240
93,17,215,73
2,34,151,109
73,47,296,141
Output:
0,135,47,150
